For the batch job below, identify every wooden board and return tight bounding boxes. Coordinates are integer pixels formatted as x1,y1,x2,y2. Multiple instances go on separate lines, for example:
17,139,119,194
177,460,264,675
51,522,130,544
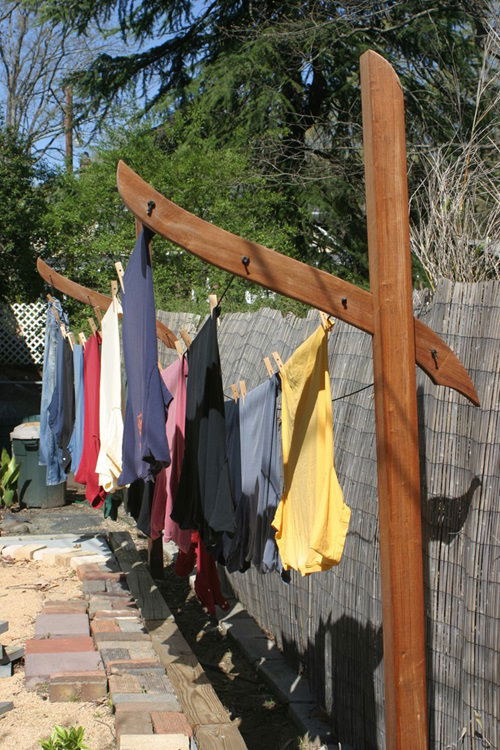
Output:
108,532,173,621
195,723,248,750
116,160,479,405
361,49,428,749
165,660,232,728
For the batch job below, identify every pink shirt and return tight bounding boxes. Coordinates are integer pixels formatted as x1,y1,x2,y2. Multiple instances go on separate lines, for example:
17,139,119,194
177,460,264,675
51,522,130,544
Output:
150,357,191,551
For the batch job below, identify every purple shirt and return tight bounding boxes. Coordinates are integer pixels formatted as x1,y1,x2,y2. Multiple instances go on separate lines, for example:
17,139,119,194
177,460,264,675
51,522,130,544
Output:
118,229,172,485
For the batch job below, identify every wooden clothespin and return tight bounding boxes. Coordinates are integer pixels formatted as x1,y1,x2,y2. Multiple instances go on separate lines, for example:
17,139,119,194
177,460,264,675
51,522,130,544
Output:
239,380,247,401
230,383,239,402
67,331,75,351
115,261,125,292
263,356,274,377
78,332,87,346
93,306,102,324
88,317,97,336
174,340,184,360
158,360,164,372
272,351,284,371
111,280,118,312
209,293,220,326
59,323,67,338
47,294,61,324
318,310,334,332
179,329,192,349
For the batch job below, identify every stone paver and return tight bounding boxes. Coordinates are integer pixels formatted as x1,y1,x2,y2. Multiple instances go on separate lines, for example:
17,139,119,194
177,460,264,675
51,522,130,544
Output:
119,735,189,750
49,671,108,702
92,609,140,619
113,695,181,713
13,544,47,560
118,619,145,633
42,599,87,611
32,547,76,564
26,637,94,654
77,564,124,582
108,674,142,694
94,632,149,643
25,651,104,687
70,554,109,570
91,619,121,635
151,711,192,737
115,711,153,738
35,613,90,637
109,662,165,675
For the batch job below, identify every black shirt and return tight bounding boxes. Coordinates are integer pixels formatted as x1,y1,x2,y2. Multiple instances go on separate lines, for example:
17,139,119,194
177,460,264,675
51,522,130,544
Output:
171,310,235,548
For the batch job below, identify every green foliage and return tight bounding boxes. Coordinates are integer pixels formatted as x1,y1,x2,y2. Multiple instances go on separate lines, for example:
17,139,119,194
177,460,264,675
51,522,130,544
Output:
38,725,88,750
41,116,305,324
0,448,20,508
30,0,495,304
0,126,49,302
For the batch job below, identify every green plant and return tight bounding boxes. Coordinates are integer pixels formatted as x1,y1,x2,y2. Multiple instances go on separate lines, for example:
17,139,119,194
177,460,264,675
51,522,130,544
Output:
0,448,20,508
38,725,89,750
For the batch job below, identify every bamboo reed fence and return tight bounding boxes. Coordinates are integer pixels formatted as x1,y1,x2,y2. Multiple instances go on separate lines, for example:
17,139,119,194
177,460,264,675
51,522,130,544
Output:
158,279,499,749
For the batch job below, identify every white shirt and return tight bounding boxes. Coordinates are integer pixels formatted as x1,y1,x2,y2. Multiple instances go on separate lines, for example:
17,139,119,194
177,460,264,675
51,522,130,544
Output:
95,296,124,492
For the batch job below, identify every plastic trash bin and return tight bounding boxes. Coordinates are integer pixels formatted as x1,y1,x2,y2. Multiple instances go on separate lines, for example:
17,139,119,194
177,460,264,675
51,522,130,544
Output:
10,422,65,508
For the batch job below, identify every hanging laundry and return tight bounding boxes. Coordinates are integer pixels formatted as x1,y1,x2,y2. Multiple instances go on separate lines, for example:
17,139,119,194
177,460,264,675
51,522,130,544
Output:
74,332,106,508
96,295,124,492
272,326,351,575
39,298,68,485
241,375,283,573
150,357,191,553
48,336,75,474
219,398,245,572
67,343,84,476
171,310,235,549
118,229,172,486
125,478,155,537
175,532,229,617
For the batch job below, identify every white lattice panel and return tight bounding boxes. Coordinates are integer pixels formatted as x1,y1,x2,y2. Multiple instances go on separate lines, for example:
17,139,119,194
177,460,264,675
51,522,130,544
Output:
0,302,46,365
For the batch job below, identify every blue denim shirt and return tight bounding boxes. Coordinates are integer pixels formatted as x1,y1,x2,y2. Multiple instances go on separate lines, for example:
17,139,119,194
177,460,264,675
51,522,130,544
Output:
39,298,68,485
67,343,84,475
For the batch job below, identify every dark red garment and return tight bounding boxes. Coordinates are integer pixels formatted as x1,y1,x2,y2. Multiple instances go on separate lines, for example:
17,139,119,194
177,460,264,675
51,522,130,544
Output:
74,332,106,508
175,532,229,617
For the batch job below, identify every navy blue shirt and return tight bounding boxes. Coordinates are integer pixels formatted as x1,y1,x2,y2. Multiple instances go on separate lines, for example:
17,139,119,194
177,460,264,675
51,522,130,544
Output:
118,229,172,485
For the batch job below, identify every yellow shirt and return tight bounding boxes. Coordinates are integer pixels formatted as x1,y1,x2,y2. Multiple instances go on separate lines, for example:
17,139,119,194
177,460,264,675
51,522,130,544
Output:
272,325,350,575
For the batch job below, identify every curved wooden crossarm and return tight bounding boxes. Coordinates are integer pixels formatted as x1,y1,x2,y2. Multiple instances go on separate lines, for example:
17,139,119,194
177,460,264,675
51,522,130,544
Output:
116,160,479,406
36,257,178,349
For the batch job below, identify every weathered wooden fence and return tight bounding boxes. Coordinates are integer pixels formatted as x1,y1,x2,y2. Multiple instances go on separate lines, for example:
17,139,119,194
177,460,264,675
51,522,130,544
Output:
158,279,499,749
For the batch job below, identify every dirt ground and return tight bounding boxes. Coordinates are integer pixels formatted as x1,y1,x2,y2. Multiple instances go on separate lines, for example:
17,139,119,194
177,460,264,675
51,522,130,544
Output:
0,557,115,750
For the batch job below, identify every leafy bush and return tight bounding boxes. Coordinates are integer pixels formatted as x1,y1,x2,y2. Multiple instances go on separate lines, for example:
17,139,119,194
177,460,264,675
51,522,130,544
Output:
0,448,20,508
38,725,89,750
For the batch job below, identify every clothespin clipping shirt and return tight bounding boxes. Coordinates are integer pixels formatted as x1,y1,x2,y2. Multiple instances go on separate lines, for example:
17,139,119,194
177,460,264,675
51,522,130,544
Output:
115,261,125,292
179,329,192,349
230,383,239,402
209,293,220,326
93,306,102,324
263,356,274,377
88,317,97,336
174,339,184,360
67,332,74,351
239,380,247,401
318,310,335,332
272,351,285,371
78,332,87,346
111,280,118,312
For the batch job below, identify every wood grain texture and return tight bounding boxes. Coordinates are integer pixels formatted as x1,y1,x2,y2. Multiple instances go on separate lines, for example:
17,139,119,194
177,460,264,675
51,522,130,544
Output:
116,160,479,405
108,532,173,621
37,257,177,349
194,723,248,750
166,661,232,727
361,50,428,749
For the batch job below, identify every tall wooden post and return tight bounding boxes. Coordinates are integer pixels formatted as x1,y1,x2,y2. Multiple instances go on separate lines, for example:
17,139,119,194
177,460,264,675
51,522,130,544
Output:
360,51,428,749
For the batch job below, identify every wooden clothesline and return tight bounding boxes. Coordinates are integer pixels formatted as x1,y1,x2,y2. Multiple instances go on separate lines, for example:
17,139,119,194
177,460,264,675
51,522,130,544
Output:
37,50,479,750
